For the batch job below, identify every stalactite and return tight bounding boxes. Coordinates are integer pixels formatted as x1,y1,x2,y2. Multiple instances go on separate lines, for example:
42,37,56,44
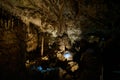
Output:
41,36,44,56
7,18,9,30
6,19,8,29
1,20,2,28
3,19,5,29
0,19,1,28
8,19,9,30
5,20,7,30
11,17,14,30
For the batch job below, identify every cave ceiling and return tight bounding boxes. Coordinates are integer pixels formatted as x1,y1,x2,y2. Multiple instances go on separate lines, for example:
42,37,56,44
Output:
0,0,119,41
0,0,80,34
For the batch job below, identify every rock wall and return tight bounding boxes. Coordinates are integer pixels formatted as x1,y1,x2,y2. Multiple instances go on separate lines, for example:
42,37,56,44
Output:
0,9,27,80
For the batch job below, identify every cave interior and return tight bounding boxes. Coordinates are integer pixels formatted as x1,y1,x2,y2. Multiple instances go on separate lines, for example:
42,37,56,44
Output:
0,0,120,80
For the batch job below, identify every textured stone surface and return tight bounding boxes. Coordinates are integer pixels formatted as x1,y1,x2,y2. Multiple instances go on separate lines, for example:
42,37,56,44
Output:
0,10,27,79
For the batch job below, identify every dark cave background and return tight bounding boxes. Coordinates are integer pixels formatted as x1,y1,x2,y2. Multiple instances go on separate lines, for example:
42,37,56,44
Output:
0,0,120,80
